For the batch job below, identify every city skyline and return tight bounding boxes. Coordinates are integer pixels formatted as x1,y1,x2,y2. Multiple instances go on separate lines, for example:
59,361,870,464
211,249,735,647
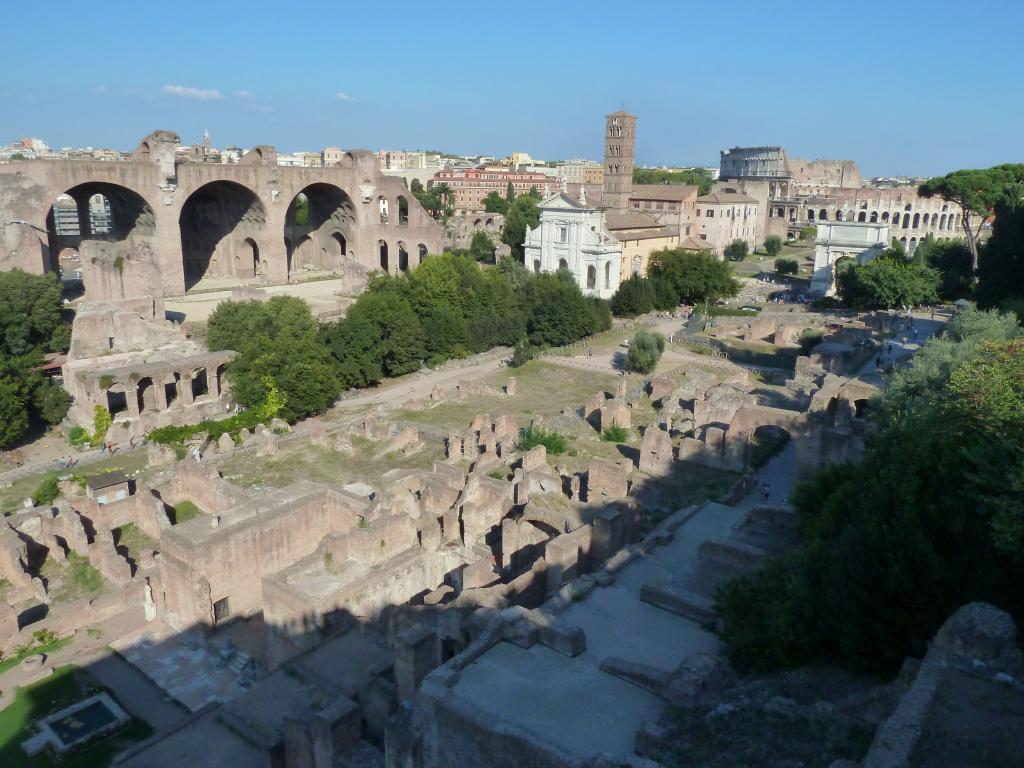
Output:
1,0,1022,178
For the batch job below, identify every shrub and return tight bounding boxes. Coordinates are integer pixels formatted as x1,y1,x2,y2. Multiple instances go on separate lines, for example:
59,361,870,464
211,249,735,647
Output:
799,226,817,241
763,235,783,259
775,258,799,275
32,475,60,507
601,425,629,442
723,239,749,262
509,339,535,368
67,426,90,446
623,330,665,374
609,276,656,317
517,425,569,455
91,405,112,444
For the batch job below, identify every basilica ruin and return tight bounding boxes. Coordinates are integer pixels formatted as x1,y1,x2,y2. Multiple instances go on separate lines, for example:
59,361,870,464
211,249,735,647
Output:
0,130,443,298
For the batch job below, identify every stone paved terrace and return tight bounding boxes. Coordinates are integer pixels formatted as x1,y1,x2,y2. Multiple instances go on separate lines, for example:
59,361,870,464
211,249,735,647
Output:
439,443,797,762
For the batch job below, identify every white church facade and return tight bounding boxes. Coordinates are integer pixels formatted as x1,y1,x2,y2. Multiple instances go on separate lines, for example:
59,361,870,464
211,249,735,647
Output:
523,192,623,299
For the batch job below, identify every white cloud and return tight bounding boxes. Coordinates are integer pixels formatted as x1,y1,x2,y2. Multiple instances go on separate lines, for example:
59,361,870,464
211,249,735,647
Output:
162,84,223,101
335,91,354,102
92,85,109,94
235,90,255,98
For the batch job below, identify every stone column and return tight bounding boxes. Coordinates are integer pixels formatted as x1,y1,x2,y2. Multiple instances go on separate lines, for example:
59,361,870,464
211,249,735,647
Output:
395,624,439,701
179,374,194,406
126,386,141,418
208,367,221,398
155,379,169,410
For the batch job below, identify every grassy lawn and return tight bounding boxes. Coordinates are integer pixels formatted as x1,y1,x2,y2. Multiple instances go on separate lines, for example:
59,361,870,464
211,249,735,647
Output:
394,360,620,434
1,451,149,517
168,500,204,524
39,553,106,605
0,665,154,768
0,636,73,676
218,437,444,490
112,523,159,560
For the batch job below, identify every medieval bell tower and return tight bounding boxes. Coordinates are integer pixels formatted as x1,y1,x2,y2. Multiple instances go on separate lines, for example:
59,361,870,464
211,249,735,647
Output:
602,111,636,212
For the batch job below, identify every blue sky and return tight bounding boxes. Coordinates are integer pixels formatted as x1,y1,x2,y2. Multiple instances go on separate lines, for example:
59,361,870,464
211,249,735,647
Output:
1,0,1021,177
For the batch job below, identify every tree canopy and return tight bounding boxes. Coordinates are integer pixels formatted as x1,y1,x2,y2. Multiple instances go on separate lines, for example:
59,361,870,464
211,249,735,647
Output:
469,230,495,263
207,296,342,421
716,308,1024,675
623,330,665,373
609,276,657,317
501,194,541,260
723,239,749,262
835,244,939,309
976,198,1024,316
0,270,71,447
919,164,1024,268
482,191,508,215
763,235,783,259
914,235,974,301
632,167,713,195
647,248,740,306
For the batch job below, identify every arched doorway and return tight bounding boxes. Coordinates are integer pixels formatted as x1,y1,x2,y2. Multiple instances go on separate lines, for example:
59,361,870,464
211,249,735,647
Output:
191,368,209,400
45,182,156,296
748,424,791,468
378,240,389,272
332,232,347,261
179,181,266,290
397,196,409,225
136,377,156,413
283,183,356,277
397,242,409,271
244,237,260,278
586,265,596,290
417,243,428,260
558,258,568,271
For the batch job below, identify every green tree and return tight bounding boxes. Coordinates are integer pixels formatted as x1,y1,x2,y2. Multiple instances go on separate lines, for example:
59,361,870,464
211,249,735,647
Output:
292,195,309,225
763,235,783,259
775,258,799,275
0,375,29,448
528,185,539,199
919,164,1024,269
506,181,515,202
469,230,495,263
520,272,595,347
0,270,69,357
32,379,71,425
482,191,508,215
716,311,1024,675
501,195,541,260
648,249,739,305
723,239,749,262
914,235,974,301
632,167,713,195
323,291,426,384
207,296,342,420
835,247,940,309
976,199,1024,313
623,330,665,373
609,276,656,317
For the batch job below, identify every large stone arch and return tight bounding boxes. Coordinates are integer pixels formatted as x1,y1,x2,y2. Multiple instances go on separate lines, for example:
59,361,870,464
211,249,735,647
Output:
724,404,806,469
179,180,267,290
283,183,357,277
45,181,157,296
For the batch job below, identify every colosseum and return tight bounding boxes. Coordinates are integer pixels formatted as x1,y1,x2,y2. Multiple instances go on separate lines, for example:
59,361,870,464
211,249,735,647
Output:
768,186,964,253
0,130,443,299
